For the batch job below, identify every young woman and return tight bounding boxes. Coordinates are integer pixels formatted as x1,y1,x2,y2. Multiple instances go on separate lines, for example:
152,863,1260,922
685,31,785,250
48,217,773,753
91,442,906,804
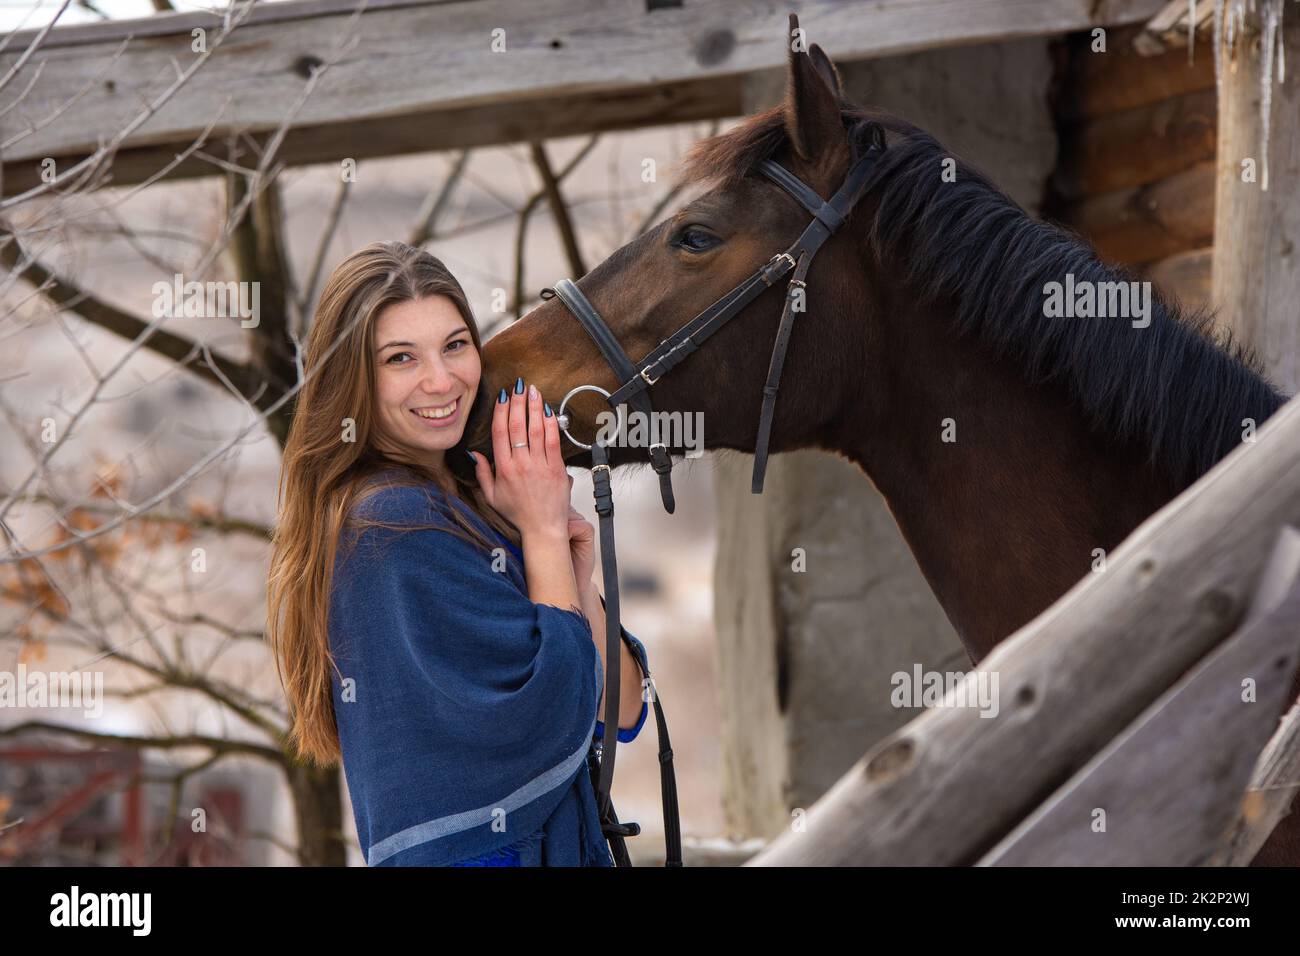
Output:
266,240,649,866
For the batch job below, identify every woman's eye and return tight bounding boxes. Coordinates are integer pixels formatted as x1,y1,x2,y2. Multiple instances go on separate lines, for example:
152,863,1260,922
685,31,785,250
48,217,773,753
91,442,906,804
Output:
676,227,719,252
386,352,414,365
446,339,468,352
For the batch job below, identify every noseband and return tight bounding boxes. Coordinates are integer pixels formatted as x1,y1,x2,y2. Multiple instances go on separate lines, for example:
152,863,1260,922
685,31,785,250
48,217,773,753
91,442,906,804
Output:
538,132,886,867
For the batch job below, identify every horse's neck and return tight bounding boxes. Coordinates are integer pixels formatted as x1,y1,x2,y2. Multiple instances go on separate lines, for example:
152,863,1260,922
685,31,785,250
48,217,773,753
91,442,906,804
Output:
831,296,1179,662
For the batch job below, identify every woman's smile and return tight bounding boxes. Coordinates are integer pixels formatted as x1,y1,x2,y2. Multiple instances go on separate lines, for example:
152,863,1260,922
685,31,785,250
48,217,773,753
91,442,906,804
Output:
410,396,462,427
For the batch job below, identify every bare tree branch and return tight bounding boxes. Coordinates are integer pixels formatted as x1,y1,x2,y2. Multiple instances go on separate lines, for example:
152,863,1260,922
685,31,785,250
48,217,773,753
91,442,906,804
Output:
0,3,364,545
0,721,285,763
0,37,130,151
298,173,354,335
0,234,261,397
407,149,469,249
0,0,258,211
0,0,72,99
509,135,599,323
529,140,586,279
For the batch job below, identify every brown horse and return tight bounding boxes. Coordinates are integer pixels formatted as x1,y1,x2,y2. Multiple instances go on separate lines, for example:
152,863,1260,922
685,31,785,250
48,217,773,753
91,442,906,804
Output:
477,28,1293,864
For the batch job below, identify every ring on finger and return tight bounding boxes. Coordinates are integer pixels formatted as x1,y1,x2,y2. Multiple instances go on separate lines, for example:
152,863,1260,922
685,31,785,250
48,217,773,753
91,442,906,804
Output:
512,441,527,448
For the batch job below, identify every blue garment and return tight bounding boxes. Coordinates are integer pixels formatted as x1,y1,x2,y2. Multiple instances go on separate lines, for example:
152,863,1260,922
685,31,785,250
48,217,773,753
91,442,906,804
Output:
328,476,649,867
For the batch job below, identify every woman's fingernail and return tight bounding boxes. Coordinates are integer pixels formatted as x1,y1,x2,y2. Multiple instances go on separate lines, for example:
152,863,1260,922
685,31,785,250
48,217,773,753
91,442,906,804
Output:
466,451,476,463
498,387,508,403
514,377,524,394
529,384,538,400
544,403,552,418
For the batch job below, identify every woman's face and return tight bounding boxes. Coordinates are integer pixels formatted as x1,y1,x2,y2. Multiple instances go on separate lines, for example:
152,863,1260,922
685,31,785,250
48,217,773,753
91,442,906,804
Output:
370,295,480,465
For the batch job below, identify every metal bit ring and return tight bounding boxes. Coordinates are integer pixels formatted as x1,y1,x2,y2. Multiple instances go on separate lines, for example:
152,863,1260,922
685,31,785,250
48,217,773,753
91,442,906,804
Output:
556,384,621,450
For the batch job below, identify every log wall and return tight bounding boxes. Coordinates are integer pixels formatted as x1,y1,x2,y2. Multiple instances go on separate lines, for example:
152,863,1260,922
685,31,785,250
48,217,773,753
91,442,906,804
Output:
1048,24,1216,313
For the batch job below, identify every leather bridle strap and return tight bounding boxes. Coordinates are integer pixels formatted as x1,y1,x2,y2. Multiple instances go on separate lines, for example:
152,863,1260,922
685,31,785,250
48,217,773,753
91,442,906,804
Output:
589,439,628,862
604,252,798,410
751,249,812,491
588,439,683,867
543,281,677,515
608,144,883,401
589,440,622,809
543,142,884,505
622,145,883,489
747,146,883,489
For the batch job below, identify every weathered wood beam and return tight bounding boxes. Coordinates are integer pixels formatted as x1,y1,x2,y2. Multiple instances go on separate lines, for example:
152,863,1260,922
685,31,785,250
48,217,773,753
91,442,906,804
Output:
748,392,1300,866
0,76,742,197
0,0,1166,194
1211,527,1300,866
977,528,1300,866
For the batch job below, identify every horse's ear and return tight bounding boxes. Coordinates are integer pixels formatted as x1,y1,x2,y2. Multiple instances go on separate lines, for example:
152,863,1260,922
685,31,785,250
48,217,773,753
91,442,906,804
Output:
783,14,845,162
807,44,843,99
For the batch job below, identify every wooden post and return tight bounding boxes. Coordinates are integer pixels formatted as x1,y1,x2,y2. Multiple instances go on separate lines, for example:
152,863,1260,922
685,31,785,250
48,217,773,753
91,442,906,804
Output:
1211,14,1300,393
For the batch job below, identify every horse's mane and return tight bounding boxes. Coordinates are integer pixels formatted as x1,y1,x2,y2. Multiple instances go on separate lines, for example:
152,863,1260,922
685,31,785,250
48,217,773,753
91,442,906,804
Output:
677,106,1288,491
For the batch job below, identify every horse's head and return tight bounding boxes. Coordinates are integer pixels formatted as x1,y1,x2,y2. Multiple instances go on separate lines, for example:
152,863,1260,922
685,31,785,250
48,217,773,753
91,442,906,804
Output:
479,15,914,471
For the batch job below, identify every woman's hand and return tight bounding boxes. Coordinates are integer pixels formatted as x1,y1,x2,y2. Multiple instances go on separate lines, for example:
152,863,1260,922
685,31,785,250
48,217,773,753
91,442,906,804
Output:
567,477,596,588
470,379,569,542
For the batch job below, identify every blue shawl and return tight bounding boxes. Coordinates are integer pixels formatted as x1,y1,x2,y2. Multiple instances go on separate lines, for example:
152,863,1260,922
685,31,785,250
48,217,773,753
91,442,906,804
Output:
328,476,648,867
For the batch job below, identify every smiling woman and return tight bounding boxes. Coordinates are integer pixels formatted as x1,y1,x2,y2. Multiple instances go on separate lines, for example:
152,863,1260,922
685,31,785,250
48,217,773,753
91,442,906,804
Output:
264,240,650,867
370,295,478,469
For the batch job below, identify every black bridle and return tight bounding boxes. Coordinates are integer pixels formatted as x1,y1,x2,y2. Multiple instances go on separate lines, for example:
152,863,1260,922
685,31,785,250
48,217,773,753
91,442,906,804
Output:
539,133,886,867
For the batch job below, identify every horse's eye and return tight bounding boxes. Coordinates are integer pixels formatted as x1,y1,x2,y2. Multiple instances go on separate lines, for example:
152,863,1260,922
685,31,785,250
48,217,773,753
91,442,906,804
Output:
676,227,720,252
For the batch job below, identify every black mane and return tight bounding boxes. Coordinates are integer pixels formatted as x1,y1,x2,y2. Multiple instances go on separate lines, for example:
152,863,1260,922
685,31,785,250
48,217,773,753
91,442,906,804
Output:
680,109,1288,490
867,129,1286,489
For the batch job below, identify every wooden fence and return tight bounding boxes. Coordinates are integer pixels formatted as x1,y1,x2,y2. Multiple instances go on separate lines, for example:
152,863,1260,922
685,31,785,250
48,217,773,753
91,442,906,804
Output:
750,392,1300,866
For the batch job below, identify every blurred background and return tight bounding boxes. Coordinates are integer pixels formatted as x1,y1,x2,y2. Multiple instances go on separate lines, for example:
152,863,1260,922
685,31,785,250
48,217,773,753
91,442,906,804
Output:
0,119,730,864
0,0,741,865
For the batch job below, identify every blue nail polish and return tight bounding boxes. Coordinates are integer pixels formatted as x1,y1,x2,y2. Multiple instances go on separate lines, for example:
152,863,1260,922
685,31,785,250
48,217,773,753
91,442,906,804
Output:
466,451,476,462
514,377,524,394
544,403,552,418
498,387,508,403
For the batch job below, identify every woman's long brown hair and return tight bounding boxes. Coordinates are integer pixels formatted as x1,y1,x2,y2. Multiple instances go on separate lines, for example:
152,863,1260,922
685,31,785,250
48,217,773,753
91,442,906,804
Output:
266,240,519,767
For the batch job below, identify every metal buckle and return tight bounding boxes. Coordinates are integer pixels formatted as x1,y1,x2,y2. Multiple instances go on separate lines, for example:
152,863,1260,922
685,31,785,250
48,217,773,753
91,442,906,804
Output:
639,365,661,386
591,463,611,476
761,252,797,287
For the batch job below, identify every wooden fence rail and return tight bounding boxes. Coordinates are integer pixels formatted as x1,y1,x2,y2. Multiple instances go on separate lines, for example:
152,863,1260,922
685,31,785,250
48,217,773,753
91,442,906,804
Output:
749,393,1300,866
979,528,1300,865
